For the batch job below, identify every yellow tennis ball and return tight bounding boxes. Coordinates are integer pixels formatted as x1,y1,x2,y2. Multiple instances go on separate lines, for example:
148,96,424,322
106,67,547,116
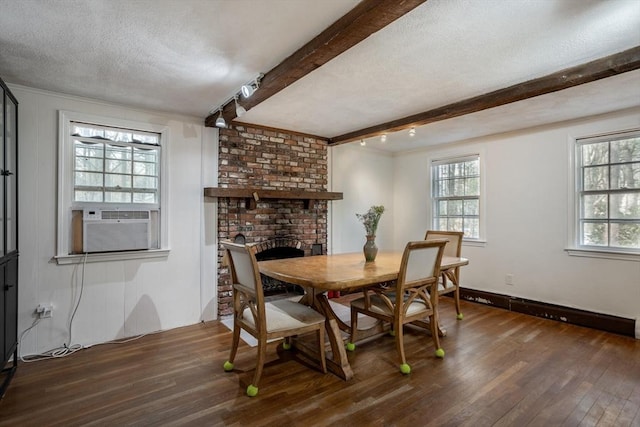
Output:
400,363,411,374
223,360,234,371
246,385,258,397
283,342,291,350
346,342,355,351
435,348,445,358
457,313,464,320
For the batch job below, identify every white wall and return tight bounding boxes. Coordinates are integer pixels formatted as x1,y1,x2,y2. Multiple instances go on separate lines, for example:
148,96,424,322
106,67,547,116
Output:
13,85,218,356
331,109,640,320
329,144,394,254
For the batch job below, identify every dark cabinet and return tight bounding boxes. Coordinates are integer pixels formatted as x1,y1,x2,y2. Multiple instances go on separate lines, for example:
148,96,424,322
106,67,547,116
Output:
0,76,18,398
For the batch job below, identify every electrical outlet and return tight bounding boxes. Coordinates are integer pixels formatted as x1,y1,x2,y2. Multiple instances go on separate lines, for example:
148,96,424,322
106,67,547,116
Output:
36,303,53,319
505,274,514,286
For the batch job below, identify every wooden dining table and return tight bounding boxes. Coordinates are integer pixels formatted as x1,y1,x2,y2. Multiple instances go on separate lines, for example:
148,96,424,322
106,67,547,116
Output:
258,251,469,380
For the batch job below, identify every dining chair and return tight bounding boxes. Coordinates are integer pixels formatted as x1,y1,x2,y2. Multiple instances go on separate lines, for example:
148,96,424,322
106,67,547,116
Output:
425,230,465,320
348,239,447,374
221,241,327,397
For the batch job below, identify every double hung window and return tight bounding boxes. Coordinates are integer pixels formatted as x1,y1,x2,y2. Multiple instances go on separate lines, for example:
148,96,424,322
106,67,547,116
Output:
72,122,160,204
431,155,481,239
574,131,640,253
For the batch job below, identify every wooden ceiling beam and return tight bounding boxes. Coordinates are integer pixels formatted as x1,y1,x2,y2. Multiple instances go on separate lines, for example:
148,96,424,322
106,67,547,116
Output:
205,0,427,128
328,45,640,146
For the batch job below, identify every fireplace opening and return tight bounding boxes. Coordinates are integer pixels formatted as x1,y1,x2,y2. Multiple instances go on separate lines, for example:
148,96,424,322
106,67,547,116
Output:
254,238,305,297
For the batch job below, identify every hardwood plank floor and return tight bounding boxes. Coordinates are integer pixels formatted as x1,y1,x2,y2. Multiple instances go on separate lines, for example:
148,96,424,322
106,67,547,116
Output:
1,298,638,426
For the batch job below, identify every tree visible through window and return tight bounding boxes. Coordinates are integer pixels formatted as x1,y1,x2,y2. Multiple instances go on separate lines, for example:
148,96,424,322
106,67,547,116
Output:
577,132,640,250
431,155,480,239
72,122,160,205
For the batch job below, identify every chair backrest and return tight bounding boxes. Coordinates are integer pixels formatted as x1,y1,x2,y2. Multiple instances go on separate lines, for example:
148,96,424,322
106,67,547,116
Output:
424,230,463,258
397,239,447,293
221,241,266,324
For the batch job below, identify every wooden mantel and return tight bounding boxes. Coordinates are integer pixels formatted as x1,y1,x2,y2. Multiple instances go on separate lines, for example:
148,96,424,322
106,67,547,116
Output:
204,187,343,210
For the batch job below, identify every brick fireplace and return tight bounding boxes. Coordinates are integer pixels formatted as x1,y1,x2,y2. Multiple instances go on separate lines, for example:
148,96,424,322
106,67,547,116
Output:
216,124,330,317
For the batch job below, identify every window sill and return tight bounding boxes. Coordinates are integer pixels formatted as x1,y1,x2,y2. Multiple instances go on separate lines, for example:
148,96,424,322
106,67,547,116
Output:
565,248,639,262
463,239,486,248
54,249,170,265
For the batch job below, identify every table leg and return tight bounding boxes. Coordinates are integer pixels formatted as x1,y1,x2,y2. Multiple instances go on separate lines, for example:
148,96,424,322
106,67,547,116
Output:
313,292,354,381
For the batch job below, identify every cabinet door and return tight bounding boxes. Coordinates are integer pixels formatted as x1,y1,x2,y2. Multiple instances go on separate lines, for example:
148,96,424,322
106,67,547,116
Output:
3,257,17,362
0,261,5,363
0,86,4,257
5,93,17,254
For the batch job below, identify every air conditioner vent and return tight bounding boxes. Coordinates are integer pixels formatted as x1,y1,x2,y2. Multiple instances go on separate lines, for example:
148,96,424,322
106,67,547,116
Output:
100,210,150,220
82,209,151,253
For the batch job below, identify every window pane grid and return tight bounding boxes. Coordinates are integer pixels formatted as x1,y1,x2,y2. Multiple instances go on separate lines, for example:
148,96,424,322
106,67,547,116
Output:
432,156,480,238
72,122,160,204
577,133,640,250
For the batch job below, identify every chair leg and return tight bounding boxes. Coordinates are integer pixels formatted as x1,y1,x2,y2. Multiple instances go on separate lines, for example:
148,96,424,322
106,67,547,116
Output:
347,307,358,351
247,338,267,397
454,286,463,320
430,313,445,359
223,322,241,372
395,324,410,374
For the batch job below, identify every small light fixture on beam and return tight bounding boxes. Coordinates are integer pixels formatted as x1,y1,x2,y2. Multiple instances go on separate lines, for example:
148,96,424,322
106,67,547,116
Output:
380,134,387,143
215,106,226,128
234,96,247,117
360,139,366,146
409,127,416,137
241,73,264,99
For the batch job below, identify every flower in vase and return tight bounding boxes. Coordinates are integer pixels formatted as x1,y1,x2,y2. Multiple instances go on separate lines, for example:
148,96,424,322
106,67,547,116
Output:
356,205,385,236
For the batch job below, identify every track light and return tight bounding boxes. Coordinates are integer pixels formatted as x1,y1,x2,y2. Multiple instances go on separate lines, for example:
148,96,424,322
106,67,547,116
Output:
215,107,226,128
380,134,387,143
241,73,264,99
234,96,246,117
241,83,255,98
360,139,366,146
409,127,416,137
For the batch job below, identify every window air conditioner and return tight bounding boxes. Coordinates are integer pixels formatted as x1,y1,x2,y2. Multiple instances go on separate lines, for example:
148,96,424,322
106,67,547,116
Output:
82,209,151,253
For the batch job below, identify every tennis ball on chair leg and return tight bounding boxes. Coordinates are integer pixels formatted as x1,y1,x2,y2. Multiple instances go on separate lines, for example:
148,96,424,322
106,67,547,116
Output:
283,342,292,350
346,342,355,351
457,313,464,320
400,363,411,374
435,348,445,358
246,384,259,397
223,361,234,371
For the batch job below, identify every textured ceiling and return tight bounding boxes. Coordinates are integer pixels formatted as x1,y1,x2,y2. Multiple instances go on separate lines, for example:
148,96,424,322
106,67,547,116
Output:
0,0,639,152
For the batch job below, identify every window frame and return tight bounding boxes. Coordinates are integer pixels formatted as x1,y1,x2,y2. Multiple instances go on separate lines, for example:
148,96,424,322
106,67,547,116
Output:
567,128,640,261
429,149,486,244
56,110,170,264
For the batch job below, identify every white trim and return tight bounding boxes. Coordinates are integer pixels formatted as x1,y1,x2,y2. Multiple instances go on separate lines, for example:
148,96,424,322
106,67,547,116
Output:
57,110,171,259
635,318,639,340
54,249,170,265
565,248,639,262
200,127,219,321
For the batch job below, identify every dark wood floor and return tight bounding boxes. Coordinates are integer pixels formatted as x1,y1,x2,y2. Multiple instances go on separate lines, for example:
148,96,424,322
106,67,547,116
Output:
1,297,639,426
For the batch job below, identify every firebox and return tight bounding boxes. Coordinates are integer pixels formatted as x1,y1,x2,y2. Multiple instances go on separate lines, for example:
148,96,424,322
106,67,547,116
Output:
254,238,305,296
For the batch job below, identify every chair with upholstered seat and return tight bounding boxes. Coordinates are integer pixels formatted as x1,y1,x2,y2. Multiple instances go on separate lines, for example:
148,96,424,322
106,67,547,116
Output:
424,230,465,320
221,241,326,396
348,239,447,374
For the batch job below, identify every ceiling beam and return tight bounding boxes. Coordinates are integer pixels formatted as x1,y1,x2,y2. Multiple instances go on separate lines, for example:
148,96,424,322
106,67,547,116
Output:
205,0,426,128
329,45,640,146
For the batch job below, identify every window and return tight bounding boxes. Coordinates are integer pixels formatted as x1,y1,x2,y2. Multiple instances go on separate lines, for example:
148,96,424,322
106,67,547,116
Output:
573,131,639,254
57,111,169,263
431,155,481,239
72,122,160,204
